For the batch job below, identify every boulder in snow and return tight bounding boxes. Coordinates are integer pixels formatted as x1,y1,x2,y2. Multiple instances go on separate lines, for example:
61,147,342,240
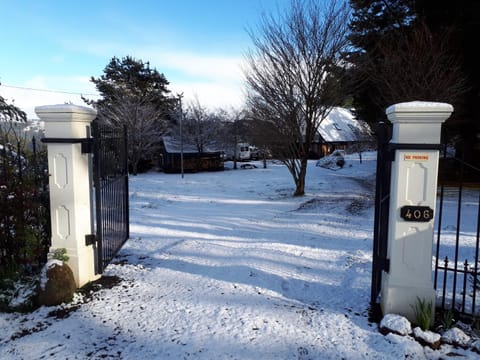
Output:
472,339,480,354
379,314,412,336
35,260,76,307
413,326,441,350
441,327,471,348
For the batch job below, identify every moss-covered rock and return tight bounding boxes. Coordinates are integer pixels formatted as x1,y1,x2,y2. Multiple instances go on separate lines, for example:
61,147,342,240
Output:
35,260,76,307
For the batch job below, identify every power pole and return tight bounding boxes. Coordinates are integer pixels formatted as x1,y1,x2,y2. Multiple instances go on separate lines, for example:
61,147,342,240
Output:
178,93,184,179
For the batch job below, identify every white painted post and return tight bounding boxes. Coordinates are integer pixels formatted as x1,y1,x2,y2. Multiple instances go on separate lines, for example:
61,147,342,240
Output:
35,104,98,287
381,101,453,321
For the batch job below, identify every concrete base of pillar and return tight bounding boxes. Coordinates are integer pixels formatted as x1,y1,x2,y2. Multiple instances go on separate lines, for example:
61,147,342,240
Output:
381,273,435,322
60,246,99,288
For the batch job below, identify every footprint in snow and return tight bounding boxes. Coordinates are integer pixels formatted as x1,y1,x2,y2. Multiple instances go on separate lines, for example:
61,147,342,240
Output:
297,346,310,360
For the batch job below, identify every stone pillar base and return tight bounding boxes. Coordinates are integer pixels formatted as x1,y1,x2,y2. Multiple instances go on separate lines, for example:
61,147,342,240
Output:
381,274,435,321
59,246,100,287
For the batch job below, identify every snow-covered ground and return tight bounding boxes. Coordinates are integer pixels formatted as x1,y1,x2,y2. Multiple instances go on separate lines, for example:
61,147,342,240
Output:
0,153,478,359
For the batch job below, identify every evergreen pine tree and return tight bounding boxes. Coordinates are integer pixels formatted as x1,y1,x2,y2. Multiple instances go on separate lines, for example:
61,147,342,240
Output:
85,56,176,174
347,0,415,125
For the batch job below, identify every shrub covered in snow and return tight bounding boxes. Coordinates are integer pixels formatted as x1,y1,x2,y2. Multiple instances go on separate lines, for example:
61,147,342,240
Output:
0,275,38,312
316,150,345,170
0,127,50,280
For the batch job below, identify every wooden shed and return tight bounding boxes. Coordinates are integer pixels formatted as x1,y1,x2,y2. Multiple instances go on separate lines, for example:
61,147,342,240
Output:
160,136,224,173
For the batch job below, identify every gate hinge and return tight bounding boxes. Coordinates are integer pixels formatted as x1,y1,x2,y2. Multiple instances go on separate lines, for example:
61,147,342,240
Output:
81,138,95,154
85,234,96,246
381,258,390,273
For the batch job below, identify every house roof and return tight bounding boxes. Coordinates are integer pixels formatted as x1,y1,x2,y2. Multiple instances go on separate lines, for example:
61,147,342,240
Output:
317,107,373,143
162,136,222,154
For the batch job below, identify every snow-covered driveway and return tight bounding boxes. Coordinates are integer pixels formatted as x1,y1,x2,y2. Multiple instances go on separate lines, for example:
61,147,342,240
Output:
3,154,467,359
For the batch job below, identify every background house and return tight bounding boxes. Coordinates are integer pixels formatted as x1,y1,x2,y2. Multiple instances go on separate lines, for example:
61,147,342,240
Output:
310,107,374,158
160,136,224,173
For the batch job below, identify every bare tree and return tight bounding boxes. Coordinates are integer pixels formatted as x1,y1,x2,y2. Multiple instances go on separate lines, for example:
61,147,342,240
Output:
218,108,251,170
170,97,223,155
244,0,351,196
96,92,169,175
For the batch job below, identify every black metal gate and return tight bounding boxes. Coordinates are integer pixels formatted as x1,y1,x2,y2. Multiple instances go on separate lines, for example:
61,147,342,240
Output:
371,122,393,305
90,121,129,274
433,138,480,318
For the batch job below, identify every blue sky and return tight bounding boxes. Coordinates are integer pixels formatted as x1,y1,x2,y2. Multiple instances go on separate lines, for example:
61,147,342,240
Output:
0,0,289,119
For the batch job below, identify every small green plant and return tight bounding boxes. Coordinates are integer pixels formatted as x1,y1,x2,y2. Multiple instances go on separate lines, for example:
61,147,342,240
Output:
413,297,433,330
440,309,455,330
51,248,69,262
472,315,480,337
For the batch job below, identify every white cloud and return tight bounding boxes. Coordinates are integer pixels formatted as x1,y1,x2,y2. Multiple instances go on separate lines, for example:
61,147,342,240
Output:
150,51,244,82
77,39,246,88
73,38,246,83
170,80,245,111
0,47,248,120
148,49,247,110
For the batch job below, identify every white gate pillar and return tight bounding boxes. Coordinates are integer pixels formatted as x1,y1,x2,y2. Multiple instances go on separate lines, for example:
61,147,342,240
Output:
35,104,98,287
381,101,453,321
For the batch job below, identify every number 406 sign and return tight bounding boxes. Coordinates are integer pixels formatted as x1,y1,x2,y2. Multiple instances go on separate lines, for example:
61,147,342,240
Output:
400,206,434,222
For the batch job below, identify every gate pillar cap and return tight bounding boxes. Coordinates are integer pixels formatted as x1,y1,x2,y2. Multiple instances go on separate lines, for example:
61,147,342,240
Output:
386,101,453,123
35,104,97,123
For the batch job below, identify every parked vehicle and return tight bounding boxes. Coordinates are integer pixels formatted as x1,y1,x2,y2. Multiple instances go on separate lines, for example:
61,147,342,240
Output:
249,146,259,160
236,143,251,161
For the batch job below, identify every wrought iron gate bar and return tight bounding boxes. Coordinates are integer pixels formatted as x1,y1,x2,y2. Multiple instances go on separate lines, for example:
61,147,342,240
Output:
434,135,480,318
451,179,464,311
371,122,392,304
92,121,129,274
433,185,445,288
473,191,480,313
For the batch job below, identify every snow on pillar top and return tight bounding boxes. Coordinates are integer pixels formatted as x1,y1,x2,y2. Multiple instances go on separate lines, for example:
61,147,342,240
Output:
35,104,97,138
386,101,453,144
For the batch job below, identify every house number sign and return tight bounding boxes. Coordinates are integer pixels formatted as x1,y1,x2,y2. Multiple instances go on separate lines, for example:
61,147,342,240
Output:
400,206,434,222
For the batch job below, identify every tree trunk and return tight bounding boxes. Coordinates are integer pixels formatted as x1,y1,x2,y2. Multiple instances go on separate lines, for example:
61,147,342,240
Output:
294,180,305,196
132,161,138,176
233,138,238,170
293,158,308,196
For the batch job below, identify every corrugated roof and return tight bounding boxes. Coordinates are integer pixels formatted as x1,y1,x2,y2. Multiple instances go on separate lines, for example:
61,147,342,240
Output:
162,136,222,154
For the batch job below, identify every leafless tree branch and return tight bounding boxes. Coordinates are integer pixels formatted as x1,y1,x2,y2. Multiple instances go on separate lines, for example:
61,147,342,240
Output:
367,20,469,114
244,0,351,195
96,92,168,174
